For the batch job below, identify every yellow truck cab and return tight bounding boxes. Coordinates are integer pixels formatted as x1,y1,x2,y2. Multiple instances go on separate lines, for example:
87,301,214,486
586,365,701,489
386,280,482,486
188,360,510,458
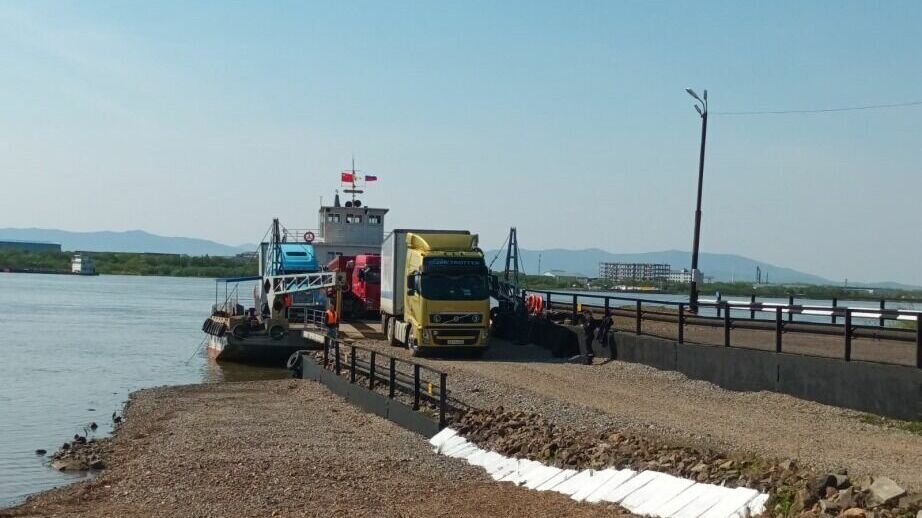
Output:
380,230,490,355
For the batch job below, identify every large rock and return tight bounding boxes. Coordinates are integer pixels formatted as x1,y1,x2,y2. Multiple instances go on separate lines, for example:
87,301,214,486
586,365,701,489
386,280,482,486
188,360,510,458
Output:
868,477,906,506
843,508,867,518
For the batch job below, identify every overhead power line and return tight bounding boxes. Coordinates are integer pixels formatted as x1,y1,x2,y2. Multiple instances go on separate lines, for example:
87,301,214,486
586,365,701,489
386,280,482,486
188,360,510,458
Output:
712,99,922,116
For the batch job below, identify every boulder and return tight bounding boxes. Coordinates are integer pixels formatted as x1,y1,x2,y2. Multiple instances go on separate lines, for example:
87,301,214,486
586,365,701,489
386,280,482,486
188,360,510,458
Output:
868,477,906,506
843,508,867,518
52,458,87,471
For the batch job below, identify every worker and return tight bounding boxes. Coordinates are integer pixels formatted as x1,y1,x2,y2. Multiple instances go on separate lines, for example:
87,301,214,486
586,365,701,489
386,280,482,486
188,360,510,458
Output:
581,310,597,365
597,309,614,350
325,302,339,340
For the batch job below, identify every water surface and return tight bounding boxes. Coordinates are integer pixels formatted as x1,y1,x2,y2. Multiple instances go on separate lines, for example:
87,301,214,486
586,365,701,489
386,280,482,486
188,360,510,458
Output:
0,273,286,508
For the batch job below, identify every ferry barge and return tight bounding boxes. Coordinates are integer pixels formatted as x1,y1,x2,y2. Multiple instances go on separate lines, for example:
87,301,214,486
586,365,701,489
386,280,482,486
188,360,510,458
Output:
202,173,388,365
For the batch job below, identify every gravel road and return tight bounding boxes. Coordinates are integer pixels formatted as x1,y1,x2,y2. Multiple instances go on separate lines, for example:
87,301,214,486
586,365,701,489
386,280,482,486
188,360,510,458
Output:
1,380,631,517
356,337,922,492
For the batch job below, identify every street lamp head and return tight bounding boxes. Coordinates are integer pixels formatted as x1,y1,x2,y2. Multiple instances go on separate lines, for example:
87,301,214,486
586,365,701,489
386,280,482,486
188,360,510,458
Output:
703,89,708,101
694,105,703,116
685,88,702,102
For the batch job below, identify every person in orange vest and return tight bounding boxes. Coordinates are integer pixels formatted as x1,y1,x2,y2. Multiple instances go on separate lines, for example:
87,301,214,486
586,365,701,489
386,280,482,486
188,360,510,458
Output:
325,301,339,340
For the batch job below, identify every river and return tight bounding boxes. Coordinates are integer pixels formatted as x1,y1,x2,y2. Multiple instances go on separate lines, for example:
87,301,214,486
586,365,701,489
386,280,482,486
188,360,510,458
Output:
536,289,922,327
0,273,286,508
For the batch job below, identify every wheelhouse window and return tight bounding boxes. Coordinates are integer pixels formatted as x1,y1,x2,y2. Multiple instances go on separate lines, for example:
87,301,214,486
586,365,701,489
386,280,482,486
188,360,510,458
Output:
346,214,362,224
327,213,341,223
368,215,382,224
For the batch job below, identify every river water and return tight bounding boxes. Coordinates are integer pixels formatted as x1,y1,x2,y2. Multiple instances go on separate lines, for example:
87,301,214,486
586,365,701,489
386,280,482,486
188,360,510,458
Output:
0,273,286,508
538,290,922,327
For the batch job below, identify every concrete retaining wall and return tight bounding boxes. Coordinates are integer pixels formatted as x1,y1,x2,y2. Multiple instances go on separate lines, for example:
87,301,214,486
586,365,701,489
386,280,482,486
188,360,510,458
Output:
607,331,922,421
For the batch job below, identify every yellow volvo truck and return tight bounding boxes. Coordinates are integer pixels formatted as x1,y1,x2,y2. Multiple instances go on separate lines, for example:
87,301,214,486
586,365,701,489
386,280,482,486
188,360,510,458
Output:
380,230,490,356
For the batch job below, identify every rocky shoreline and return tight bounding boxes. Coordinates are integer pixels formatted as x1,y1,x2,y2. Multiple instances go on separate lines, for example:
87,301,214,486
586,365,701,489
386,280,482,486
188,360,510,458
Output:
452,408,922,518
0,380,630,517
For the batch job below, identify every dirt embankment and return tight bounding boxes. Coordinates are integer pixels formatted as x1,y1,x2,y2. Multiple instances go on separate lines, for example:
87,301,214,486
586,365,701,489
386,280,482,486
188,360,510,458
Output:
1,380,631,518
355,338,922,494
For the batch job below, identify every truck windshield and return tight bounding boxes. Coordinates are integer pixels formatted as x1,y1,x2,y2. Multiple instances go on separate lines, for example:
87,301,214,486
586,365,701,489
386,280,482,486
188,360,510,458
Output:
420,273,488,301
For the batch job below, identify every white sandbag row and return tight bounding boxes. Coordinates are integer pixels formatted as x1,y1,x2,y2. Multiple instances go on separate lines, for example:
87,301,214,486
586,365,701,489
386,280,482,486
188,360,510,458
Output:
430,428,769,518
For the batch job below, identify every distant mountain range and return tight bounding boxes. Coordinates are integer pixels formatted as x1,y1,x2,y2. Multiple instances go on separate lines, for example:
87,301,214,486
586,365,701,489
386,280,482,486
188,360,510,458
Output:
485,247,918,289
0,228,253,256
484,247,832,284
2,228,916,288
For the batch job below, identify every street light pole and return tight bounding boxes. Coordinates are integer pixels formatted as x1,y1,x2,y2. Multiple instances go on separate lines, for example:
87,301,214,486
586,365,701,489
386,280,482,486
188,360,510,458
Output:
686,88,708,313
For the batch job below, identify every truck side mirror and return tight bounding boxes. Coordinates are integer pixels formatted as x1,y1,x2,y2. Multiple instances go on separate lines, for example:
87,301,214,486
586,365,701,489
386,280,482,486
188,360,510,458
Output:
406,274,416,296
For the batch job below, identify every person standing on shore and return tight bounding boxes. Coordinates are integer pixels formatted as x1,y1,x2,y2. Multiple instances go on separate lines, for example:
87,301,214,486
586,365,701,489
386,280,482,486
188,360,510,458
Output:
598,309,613,349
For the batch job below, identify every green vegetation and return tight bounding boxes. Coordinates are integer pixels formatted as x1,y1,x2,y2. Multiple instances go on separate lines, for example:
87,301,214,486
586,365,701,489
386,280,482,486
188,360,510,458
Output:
857,414,922,436
0,249,256,278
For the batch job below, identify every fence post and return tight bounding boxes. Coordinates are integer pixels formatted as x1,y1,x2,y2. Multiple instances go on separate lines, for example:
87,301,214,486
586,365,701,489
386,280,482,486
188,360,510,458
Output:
322,339,329,367
916,317,921,368
572,294,578,321
788,295,794,322
349,346,356,383
831,297,838,324
388,358,396,399
438,372,448,429
844,310,852,361
334,341,341,375
879,299,886,328
716,293,722,318
775,307,783,353
750,294,756,320
604,297,610,313
635,300,642,335
724,303,731,347
413,364,420,410
369,351,376,390
678,304,685,344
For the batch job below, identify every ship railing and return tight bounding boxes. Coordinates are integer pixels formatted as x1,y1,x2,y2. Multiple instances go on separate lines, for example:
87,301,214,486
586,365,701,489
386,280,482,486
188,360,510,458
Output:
267,271,340,296
278,228,324,244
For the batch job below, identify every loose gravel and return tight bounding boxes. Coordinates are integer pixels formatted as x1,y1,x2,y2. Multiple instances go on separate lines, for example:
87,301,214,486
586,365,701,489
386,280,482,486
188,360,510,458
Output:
356,338,922,492
1,380,631,517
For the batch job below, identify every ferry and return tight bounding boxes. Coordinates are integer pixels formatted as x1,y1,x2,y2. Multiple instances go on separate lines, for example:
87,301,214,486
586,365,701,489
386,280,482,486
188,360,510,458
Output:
201,173,388,365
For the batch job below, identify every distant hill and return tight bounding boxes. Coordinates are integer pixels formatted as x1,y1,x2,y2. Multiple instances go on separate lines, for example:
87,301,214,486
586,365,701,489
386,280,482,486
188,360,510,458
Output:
485,248,834,285
0,228,252,256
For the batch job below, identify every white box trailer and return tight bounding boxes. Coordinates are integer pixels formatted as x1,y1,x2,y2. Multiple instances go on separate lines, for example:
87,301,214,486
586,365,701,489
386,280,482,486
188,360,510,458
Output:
380,229,471,317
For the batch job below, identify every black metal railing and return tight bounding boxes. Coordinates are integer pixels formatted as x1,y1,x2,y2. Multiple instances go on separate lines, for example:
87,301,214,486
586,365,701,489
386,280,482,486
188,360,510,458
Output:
310,335,449,428
526,289,922,368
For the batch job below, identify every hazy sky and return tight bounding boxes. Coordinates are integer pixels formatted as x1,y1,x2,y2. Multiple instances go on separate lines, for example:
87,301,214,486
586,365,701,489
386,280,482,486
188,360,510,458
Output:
1,1,920,284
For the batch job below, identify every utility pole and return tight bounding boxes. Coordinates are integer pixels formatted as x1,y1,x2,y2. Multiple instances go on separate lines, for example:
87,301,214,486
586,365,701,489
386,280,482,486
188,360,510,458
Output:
686,88,708,313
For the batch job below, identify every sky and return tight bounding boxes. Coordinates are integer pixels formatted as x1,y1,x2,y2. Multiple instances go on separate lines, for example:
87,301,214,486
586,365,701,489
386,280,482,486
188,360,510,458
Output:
1,1,921,284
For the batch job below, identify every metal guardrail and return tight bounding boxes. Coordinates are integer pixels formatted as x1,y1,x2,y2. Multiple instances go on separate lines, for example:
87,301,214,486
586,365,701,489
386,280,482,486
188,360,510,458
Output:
300,310,449,428
526,289,922,369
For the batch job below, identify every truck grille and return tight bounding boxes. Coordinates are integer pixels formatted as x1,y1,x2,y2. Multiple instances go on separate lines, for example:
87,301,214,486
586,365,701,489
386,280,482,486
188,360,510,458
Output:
430,313,482,325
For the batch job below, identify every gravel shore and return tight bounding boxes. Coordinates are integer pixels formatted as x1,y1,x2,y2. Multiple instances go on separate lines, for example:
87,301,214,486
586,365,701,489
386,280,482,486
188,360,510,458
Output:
1,380,630,517
355,337,922,492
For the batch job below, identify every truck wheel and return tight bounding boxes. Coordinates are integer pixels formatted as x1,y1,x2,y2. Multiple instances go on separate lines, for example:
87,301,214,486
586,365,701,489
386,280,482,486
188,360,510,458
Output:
387,318,400,347
408,334,420,356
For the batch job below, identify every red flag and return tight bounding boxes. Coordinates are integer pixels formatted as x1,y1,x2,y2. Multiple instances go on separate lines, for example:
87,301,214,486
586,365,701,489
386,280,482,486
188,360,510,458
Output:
341,172,354,183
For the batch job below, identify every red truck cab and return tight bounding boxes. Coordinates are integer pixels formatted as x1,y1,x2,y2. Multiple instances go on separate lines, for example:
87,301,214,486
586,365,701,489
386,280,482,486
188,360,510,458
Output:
327,254,381,317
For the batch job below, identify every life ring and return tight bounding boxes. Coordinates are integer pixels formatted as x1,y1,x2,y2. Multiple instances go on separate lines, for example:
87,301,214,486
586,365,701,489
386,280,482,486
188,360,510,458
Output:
303,231,315,243
286,352,303,370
